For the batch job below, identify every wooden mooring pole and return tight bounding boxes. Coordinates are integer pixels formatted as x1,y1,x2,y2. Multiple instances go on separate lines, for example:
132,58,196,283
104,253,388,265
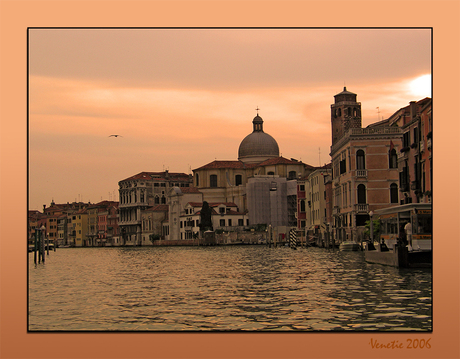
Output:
34,229,38,264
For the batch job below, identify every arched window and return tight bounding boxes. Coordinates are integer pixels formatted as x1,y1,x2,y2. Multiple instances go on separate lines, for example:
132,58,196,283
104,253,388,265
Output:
338,108,342,116
267,171,275,176
347,107,352,116
357,184,366,204
235,174,242,186
210,175,218,188
154,196,160,204
161,196,166,204
288,171,297,180
356,150,365,170
390,183,398,203
389,148,397,169
195,173,199,186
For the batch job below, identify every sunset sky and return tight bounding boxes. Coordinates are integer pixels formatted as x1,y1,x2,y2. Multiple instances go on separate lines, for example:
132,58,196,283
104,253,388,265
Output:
28,28,432,211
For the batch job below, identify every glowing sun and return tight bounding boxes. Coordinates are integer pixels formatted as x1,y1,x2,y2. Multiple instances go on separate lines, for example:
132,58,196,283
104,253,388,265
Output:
409,74,432,98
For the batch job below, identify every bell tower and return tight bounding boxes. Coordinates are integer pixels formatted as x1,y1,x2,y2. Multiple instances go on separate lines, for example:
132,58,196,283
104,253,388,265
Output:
331,87,362,146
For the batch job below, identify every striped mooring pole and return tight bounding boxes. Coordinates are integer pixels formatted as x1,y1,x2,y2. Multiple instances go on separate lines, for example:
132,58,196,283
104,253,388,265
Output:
289,228,297,250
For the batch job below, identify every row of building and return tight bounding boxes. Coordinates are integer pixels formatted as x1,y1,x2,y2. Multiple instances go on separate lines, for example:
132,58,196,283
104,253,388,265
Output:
28,88,432,247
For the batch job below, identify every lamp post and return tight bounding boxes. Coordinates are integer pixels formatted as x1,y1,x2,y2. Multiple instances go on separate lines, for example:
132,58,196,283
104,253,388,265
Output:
369,211,374,244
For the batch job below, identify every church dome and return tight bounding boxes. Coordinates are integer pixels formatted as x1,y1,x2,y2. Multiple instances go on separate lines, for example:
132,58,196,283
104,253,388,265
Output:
238,114,280,163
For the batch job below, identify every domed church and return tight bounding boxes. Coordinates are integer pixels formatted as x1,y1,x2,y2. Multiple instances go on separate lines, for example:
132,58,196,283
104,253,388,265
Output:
238,112,280,163
192,110,315,226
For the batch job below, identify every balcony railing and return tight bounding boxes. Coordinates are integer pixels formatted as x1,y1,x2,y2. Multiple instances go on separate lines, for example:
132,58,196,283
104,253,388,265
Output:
355,169,367,178
354,203,369,213
118,219,141,226
331,126,402,153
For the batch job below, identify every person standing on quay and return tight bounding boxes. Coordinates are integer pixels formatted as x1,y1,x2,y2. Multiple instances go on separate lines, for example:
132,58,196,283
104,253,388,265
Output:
404,221,413,251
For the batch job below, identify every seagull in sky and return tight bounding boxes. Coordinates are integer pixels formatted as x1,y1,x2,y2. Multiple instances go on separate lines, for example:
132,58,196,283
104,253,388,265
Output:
109,134,123,137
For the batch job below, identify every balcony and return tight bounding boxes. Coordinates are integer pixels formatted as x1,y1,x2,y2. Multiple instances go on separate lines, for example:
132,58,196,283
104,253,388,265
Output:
355,169,367,178
118,219,141,226
354,203,369,213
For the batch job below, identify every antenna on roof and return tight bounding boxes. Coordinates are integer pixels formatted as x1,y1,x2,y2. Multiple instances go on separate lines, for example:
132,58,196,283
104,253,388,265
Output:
319,147,321,166
376,107,381,121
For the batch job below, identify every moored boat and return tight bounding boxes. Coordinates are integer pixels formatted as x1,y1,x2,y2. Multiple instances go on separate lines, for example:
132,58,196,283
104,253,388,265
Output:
339,241,361,251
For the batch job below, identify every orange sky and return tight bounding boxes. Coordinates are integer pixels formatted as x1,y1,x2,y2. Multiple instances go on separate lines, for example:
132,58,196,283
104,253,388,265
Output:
28,28,431,210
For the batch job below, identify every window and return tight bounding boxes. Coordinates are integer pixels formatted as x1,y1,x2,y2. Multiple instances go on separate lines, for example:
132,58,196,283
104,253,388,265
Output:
288,171,297,180
195,173,199,186
210,175,218,188
357,184,366,204
340,159,346,174
228,219,232,227
238,219,244,226
356,150,365,170
220,219,225,227
390,183,398,203
267,171,275,175
403,131,411,148
300,200,306,213
389,148,397,168
235,174,242,186
299,184,305,191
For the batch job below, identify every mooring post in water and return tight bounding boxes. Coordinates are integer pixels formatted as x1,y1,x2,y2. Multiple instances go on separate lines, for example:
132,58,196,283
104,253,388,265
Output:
47,236,50,255
289,228,297,250
34,229,38,264
38,230,41,264
40,225,46,263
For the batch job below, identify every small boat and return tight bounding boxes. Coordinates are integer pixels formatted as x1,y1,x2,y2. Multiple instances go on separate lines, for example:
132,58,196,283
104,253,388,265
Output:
339,241,361,251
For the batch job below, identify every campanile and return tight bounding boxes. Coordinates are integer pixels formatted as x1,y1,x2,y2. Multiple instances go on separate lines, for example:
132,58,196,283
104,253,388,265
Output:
331,87,362,146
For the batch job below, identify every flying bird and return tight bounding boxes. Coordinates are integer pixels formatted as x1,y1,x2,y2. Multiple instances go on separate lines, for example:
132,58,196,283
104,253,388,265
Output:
109,135,123,137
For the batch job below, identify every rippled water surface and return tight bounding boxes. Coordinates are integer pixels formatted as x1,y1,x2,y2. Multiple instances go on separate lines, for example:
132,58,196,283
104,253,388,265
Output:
28,246,432,331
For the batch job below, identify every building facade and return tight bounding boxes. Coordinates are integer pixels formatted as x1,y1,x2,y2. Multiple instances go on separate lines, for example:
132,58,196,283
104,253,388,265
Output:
329,88,403,243
387,98,432,204
118,171,192,245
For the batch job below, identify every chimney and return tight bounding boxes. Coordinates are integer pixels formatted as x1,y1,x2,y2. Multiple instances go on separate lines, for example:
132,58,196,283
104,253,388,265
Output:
410,101,417,120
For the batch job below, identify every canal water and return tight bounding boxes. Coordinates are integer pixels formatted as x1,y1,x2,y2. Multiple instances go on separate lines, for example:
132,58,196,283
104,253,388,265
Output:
28,246,432,331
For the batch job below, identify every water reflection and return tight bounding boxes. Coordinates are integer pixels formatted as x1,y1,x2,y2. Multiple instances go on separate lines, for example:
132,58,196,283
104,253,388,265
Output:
29,246,432,331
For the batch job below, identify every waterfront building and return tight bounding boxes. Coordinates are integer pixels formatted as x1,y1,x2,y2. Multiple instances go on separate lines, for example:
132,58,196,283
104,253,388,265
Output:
27,210,46,243
86,201,119,246
173,201,249,240
304,164,332,245
140,204,168,245
118,171,192,245
246,175,297,228
386,98,432,204
329,87,403,242
73,208,89,247
296,178,308,232
56,214,67,246
167,186,204,241
106,202,120,246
